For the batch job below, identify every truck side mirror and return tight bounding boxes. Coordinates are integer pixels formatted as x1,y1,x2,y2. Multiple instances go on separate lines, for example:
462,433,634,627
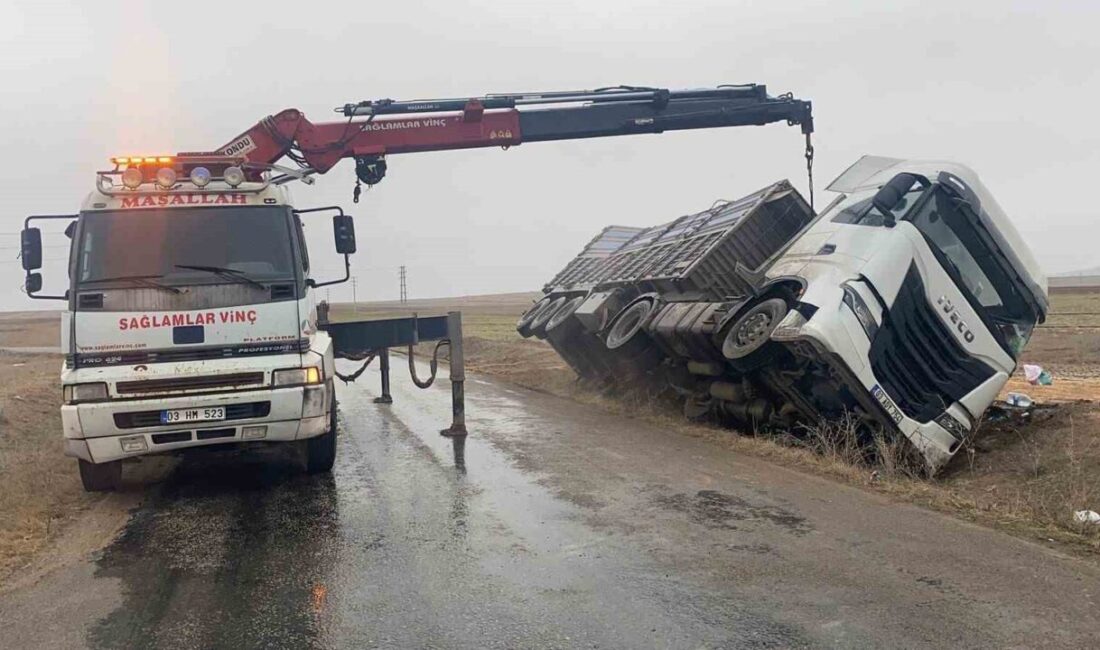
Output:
25,272,42,294
333,214,356,254
21,227,42,270
871,173,920,227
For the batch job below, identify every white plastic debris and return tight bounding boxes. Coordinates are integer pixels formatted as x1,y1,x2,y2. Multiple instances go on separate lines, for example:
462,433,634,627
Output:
1022,364,1053,386
1074,510,1100,525
1023,364,1041,382
1005,392,1033,408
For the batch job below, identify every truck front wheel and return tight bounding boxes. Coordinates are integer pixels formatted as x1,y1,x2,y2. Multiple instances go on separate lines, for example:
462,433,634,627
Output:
720,297,789,371
305,408,338,474
78,459,122,492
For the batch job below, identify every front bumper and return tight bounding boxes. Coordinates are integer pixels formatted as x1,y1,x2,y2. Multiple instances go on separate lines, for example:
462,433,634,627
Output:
62,383,332,464
771,287,997,471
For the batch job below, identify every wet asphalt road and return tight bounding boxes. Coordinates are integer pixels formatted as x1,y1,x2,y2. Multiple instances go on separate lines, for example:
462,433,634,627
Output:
3,362,1100,649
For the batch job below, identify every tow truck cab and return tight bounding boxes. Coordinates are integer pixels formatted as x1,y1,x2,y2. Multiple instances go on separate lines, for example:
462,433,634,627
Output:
20,156,357,491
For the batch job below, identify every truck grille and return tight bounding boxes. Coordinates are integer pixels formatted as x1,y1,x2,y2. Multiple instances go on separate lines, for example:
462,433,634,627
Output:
868,265,995,423
116,372,265,395
114,401,271,429
69,339,309,369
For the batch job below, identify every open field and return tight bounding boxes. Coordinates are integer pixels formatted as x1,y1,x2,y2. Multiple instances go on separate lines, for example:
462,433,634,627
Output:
0,351,92,581
0,312,61,349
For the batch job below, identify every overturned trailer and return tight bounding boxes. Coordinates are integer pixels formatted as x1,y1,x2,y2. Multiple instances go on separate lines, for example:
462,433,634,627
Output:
519,157,1049,472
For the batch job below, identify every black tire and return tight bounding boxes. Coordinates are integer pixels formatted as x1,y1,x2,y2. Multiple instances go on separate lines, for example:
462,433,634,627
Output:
720,297,789,370
516,297,553,338
78,459,121,492
305,407,338,474
528,296,568,340
605,299,656,350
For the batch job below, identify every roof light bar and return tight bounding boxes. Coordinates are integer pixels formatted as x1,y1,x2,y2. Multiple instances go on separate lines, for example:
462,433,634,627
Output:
111,156,174,166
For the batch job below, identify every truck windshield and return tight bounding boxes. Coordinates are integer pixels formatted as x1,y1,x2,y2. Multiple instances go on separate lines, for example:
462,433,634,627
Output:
77,207,295,287
907,188,1038,357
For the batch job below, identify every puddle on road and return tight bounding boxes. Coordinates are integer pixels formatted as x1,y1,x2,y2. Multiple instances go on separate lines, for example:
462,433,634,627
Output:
651,488,812,535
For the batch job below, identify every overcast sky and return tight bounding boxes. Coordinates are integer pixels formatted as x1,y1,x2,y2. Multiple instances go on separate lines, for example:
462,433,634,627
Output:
2,0,1098,309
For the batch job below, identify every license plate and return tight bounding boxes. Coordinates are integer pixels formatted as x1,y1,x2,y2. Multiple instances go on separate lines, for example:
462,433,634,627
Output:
160,406,226,424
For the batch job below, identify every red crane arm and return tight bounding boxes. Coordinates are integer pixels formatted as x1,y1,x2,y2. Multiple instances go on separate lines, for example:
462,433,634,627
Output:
202,85,813,176
213,103,522,173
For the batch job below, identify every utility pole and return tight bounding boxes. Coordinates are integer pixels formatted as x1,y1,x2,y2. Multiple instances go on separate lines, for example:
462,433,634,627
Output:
399,266,407,304
351,276,358,311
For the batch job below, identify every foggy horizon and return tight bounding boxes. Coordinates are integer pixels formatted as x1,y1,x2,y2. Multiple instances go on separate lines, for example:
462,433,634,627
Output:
3,0,1098,310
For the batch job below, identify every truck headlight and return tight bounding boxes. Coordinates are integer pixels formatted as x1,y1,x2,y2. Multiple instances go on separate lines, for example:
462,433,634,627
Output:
273,367,323,387
842,283,879,340
63,382,109,404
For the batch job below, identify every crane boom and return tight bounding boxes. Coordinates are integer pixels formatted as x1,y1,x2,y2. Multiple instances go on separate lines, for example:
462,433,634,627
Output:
199,84,813,188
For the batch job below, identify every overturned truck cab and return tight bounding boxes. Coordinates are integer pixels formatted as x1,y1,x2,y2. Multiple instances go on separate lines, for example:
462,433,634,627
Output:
519,156,1047,472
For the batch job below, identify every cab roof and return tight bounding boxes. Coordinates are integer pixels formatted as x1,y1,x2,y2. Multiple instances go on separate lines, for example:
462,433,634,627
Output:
828,155,1047,313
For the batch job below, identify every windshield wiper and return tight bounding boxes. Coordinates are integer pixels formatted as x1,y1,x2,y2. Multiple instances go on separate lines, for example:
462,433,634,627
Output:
174,264,266,290
81,274,182,295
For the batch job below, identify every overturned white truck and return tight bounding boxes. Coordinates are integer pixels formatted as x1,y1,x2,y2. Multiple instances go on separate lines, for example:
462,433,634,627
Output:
518,156,1048,471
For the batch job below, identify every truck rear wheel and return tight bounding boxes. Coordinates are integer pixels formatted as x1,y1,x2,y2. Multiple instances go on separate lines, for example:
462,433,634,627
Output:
305,407,338,474
78,459,122,492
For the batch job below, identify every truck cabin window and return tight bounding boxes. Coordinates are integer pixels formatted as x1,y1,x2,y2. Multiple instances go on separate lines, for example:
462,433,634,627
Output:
78,207,295,287
907,188,1038,357
833,180,926,227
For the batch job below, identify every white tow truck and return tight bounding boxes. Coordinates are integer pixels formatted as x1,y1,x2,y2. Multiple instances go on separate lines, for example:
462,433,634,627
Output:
22,157,356,490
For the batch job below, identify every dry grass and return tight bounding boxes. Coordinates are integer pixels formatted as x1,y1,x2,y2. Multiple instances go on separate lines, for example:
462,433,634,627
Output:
939,402,1100,548
0,351,94,583
0,312,61,348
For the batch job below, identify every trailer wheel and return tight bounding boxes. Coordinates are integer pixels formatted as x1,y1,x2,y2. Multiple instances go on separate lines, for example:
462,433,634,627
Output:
605,298,656,350
78,459,121,492
720,297,788,370
305,408,338,474
516,297,553,338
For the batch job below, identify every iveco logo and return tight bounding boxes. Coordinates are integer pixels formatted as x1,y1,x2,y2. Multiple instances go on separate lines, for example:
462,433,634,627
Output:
936,296,976,343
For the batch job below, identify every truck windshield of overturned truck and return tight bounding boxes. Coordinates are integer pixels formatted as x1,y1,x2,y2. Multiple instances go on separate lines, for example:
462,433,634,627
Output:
76,207,297,289
906,188,1040,358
